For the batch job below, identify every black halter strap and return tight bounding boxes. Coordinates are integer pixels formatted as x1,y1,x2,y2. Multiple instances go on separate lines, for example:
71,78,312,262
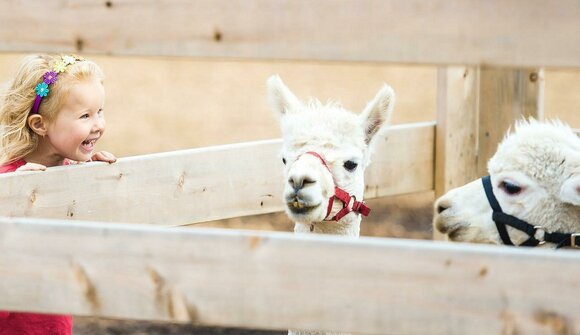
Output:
481,176,579,249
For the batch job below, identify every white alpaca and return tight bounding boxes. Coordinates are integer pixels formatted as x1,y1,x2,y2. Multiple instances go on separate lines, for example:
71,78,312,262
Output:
434,120,580,248
268,75,395,237
267,75,395,335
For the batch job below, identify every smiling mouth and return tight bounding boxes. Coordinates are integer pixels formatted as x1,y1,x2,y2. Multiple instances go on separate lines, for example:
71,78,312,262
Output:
81,138,98,152
82,139,97,145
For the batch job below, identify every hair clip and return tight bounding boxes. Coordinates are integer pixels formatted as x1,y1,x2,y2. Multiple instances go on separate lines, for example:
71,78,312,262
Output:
30,55,85,115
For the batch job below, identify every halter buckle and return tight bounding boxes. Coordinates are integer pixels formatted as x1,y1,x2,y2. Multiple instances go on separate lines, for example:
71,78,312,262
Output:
533,226,549,245
572,234,580,248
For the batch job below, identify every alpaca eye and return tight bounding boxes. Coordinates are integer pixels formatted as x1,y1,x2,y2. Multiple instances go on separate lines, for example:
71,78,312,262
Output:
282,158,287,165
343,160,358,172
499,180,522,195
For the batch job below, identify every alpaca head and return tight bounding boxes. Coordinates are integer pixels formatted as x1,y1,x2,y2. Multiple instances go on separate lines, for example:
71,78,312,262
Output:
434,120,580,246
267,75,395,228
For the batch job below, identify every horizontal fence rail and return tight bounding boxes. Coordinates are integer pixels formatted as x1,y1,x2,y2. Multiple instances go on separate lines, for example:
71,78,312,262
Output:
1,1,580,67
0,122,434,225
0,217,579,335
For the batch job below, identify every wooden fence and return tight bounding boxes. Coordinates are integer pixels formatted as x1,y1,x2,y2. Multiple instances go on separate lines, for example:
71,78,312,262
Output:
0,123,434,224
1,1,579,334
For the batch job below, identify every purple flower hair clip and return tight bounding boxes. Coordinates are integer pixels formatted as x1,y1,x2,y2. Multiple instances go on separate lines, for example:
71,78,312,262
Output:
43,71,58,85
29,55,85,115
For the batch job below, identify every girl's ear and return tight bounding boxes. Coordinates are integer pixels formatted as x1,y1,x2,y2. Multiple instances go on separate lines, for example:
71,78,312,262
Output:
27,114,48,136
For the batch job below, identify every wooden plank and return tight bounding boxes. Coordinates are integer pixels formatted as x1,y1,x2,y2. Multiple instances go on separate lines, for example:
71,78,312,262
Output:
435,67,543,240
0,123,434,225
476,68,544,176
1,1,580,67
435,67,544,197
435,67,480,199
365,122,434,198
1,217,579,334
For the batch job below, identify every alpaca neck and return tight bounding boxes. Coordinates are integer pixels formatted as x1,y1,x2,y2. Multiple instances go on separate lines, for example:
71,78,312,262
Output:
293,213,361,237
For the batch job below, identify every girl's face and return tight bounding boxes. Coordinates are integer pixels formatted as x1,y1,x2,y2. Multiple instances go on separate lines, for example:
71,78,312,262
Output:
45,79,106,162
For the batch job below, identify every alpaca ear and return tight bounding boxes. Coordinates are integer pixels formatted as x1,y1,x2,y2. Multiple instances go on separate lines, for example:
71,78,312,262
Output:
360,84,396,145
559,174,580,206
267,75,302,116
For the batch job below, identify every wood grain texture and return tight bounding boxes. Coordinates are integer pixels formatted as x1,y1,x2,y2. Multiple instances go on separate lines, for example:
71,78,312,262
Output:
1,217,579,334
476,68,544,176
435,67,480,199
1,1,579,67
435,67,543,197
0,123,434,225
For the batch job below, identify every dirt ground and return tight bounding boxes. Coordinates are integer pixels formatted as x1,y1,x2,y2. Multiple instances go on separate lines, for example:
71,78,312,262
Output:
0,54,578,334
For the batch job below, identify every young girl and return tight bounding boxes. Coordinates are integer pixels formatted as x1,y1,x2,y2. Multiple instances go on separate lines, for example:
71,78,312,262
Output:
0,54,117,334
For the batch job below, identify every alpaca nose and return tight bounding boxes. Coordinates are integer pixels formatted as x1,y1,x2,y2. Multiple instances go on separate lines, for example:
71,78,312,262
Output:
435,198,451,214
288,174,316,191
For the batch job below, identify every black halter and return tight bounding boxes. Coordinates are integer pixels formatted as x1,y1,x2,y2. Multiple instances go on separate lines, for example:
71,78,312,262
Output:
482,176,579,249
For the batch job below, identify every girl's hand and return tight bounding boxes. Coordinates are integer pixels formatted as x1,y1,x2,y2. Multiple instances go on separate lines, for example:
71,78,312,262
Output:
16,162,47,172
91,151,117,163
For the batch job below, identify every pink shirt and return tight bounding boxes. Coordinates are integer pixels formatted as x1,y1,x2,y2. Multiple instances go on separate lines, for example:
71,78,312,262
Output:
0,159,73,335
0,159,26,173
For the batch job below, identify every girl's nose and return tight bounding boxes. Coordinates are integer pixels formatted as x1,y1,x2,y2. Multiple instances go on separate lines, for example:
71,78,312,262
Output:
92,116,105,132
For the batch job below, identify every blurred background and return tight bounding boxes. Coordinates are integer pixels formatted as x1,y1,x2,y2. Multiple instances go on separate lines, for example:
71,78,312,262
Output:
1,54,578,157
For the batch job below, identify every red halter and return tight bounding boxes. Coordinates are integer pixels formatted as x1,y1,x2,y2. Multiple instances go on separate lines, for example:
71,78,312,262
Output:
301,151,371,221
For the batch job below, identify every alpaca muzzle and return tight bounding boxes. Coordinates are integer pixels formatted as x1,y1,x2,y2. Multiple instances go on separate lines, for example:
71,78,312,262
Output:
299,151,371,221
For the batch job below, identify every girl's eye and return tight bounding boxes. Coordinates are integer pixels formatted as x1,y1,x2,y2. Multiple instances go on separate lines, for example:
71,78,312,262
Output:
80,114,89,119
282,158,287,165
499,180,522,195
343,160,358,172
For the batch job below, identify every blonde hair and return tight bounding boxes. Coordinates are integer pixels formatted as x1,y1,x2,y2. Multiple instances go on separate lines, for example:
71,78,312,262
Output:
0,54,105,165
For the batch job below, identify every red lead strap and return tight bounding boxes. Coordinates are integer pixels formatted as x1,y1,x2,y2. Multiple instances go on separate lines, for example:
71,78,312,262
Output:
302,151,371,221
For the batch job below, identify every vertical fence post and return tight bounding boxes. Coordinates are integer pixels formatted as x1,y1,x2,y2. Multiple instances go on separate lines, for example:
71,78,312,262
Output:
435,66,480,200
476,68,544,176
435,66,543,239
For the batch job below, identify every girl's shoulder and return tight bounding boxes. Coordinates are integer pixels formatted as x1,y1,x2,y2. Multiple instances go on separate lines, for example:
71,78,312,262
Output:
0,159,26,174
